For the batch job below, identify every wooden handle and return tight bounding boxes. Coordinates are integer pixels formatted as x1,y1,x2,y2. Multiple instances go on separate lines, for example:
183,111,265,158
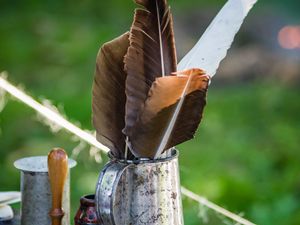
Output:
48,148,68,225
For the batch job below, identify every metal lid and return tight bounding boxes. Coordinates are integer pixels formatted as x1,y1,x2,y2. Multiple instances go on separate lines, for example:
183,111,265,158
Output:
14,156,77,173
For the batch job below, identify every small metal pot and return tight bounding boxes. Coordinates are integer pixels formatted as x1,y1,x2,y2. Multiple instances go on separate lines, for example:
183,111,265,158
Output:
74,194,102,225
14,156,76,225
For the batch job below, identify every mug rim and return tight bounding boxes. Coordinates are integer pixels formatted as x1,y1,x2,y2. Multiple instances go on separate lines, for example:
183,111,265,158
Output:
108,148,178,165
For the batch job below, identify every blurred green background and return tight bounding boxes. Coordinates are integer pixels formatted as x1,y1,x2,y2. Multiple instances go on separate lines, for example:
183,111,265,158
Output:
0,0,300,224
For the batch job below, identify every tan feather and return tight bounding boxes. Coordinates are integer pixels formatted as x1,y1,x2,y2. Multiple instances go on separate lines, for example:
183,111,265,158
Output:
128,69,210,158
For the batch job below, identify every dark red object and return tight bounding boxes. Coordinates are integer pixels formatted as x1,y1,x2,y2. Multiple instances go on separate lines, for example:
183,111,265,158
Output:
74,194,102,225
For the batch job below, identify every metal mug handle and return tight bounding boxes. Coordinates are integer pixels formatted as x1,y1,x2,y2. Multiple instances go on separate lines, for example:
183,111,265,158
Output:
95,161,133,225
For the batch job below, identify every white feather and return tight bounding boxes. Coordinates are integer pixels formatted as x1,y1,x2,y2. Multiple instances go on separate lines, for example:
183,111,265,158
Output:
155,0,257,158
178,0,258,76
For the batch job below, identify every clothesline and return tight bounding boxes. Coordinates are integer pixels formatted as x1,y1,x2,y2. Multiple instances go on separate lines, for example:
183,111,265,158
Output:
0,72,256,225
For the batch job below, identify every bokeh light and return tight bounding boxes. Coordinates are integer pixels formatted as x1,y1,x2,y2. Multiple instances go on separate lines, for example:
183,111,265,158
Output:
278,25,300,49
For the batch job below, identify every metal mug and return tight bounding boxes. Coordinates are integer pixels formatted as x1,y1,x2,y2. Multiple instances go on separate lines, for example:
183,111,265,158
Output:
14,156,76,225
95,149,184,225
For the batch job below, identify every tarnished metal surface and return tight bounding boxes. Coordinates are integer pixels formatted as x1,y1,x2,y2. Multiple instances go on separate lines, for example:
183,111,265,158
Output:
14,156,76,225
95,149,183,225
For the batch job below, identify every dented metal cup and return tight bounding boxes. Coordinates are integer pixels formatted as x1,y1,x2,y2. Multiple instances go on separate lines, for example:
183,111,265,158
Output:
95,149,183,225
14,156,76,225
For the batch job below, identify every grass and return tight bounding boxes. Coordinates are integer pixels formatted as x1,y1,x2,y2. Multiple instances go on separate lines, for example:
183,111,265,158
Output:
0,0,300,224
1,81,299,225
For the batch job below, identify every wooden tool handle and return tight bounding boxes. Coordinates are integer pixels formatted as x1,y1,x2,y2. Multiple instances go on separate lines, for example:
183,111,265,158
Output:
48,148,68,225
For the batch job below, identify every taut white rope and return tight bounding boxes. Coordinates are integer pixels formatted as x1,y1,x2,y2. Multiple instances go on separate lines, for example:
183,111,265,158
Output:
0,72,256,225
0,72,109,153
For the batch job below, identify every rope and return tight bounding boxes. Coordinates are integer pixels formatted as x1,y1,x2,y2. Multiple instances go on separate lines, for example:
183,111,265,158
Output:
0,72,256,225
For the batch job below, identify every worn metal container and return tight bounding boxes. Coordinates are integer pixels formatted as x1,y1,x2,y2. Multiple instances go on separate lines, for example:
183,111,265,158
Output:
95,149,183,225
14,156,76,225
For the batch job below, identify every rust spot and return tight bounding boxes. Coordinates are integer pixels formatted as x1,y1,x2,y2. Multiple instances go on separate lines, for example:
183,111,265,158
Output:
135,176,145,187
171,192,177,199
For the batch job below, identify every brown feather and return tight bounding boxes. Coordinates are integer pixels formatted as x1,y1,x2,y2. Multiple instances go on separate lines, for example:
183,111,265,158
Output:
128,69,210,158
123,0,177,136
92,33,130,158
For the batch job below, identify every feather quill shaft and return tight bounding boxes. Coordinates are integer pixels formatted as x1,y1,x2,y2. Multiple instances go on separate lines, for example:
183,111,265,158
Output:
156,1,165,76
178,0,257,76
154,71,193,158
